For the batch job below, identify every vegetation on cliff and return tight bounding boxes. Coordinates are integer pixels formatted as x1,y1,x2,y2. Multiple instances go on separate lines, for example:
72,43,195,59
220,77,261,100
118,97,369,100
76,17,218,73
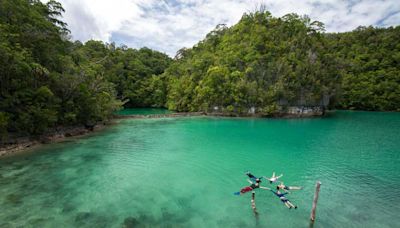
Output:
1,0,399,140
0,0,171,140
327,27,400,111
164,12,339,114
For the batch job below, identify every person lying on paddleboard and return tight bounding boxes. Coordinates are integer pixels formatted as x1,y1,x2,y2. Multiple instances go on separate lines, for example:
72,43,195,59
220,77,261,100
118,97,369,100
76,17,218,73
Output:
271,187,297,209
234,178,270,195
277,182,302,193
265,172,283,184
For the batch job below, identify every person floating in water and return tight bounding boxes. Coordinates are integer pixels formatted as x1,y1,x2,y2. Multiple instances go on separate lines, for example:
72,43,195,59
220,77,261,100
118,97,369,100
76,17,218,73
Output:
277,182,302,193
265,172,283,184
271,187,297,209
234,178,270,195
246,171,262,182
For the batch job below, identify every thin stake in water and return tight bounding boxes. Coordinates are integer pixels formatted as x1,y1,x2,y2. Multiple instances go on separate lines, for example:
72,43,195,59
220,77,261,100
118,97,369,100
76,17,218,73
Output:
310,181,321,223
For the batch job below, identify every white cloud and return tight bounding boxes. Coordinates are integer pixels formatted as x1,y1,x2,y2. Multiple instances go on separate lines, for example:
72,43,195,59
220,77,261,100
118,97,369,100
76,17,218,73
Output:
381,12,400,27
47,0,400,56
55,0,144,41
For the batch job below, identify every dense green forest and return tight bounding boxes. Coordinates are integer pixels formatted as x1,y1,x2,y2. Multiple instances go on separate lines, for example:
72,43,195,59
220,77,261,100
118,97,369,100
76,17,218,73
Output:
0,0,399,141
0,0,171,140
165,12,399,113
327,27,400,110
165,12,339,113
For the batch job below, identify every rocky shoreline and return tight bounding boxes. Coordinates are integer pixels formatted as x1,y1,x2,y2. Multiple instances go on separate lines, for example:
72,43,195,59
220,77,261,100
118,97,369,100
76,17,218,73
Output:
0,122,113,158
0,108,325,158
114,111,325,119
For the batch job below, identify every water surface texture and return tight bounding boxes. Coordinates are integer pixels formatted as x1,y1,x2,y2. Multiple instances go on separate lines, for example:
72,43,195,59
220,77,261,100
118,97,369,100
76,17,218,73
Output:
115,108,174,116
1,111,399,227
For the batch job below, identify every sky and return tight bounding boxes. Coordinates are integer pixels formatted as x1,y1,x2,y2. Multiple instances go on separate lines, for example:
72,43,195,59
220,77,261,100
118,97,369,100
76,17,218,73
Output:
47,0,400,56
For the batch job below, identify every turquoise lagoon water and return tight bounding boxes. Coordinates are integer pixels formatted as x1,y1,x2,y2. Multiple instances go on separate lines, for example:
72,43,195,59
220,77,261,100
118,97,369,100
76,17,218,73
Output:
0,111,399,227
115,108,174,116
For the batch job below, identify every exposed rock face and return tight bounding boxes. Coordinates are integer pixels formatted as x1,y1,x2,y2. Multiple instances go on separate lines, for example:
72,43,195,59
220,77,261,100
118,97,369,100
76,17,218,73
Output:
248,107,256,114
115,107,326,119
203,105,325,117
114,112,205,119
279,106,325,117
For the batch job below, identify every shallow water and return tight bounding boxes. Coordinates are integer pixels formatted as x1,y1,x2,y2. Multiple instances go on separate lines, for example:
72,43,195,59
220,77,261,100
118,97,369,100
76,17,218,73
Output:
0,111,399,227
115,108,174,116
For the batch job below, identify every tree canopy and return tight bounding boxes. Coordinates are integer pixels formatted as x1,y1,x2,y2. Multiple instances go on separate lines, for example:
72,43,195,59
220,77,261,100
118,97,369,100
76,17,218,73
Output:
164,11,339,114
164,11,399,113
0,0,171,140
1,1,399,141
327,26,400,111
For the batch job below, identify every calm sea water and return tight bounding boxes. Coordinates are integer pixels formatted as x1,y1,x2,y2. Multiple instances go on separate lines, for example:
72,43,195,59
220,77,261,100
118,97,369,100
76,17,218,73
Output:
0,111,399,228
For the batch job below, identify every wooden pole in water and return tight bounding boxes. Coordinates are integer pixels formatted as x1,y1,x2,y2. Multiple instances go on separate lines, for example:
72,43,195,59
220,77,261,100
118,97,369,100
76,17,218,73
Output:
310,181,321,223
251,191,259,225
251,191,258,216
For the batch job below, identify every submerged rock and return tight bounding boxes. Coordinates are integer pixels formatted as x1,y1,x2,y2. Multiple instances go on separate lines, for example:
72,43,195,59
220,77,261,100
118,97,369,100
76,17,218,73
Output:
6,193,23,205
0,222,13,228
62,203,75,213
12,164,24,170
122,217,140,228
19,182,38,192
75,212,93,222
28,217,52,226
122,214,163,227
75,212,110,228
161,210,174,222
4,213,21,221
138,214,155,224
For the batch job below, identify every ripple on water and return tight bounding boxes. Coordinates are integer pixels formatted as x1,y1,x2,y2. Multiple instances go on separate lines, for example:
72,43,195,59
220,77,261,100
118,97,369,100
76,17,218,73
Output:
0,111,399,227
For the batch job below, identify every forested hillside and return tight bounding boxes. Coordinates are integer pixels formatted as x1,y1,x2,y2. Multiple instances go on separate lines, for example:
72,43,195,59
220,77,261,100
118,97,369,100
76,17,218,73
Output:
327,27,400,111
1,1,399,141
0,0,171,140
164,11,399,113
165,12,339,113
72,41,172,107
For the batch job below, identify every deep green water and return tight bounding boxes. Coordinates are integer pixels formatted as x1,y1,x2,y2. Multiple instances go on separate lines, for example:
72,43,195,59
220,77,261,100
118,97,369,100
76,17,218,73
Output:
1,111,399,227
115,108,174,116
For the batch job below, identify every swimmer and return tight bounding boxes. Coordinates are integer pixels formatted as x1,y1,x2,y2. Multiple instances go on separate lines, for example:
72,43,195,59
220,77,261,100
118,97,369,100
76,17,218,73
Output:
265,172,283,184
246,171,262,182
277,182,302,193
271,187,297,209
234,178,270,195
